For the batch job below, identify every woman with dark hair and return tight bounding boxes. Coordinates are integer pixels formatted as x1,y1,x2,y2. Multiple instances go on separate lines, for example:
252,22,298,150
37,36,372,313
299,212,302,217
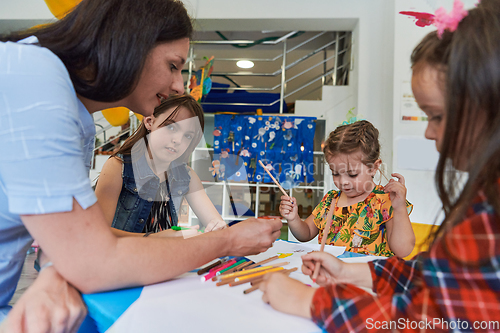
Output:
0,0,282,331
96,95,227,236
257,1,500,331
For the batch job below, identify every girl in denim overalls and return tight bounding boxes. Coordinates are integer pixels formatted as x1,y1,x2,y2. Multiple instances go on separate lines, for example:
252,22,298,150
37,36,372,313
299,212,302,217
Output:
96,95,226,236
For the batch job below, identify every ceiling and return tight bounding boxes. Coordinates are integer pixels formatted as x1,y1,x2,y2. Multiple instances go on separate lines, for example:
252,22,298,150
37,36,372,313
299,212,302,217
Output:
1,20,351,103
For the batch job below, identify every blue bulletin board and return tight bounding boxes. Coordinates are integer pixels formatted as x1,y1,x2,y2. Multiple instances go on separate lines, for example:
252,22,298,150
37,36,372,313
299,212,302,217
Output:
212,114,316,188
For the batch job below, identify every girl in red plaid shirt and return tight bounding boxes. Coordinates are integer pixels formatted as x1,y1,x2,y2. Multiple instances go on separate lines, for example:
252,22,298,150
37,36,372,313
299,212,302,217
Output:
259,1,500,331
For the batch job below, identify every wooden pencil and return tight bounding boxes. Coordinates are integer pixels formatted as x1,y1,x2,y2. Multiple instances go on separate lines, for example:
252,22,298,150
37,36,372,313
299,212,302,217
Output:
243,267,298,294
243,283,261,294
244,255,279,270
311,201,336,282
229,267,285,286
197,258,225,275
215,262,289,285
258,160,289,198
217,260,251,276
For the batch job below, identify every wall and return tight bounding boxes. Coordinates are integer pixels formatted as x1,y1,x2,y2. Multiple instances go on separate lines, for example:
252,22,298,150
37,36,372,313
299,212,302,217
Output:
2,0,474,226
185,0,396,172
392,0,476,225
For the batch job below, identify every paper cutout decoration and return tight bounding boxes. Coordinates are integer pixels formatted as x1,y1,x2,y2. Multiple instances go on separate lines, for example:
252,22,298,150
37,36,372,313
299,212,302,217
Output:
212,114,316,186
189,56,214,102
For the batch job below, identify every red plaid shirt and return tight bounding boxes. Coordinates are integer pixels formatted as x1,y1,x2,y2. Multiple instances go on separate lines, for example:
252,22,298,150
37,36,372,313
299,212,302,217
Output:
311,191,500,332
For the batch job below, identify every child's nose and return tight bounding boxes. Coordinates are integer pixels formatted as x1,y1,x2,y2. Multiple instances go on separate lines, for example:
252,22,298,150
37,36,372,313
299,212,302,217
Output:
424,124,435,141
340,176,350,185
171,132,183,144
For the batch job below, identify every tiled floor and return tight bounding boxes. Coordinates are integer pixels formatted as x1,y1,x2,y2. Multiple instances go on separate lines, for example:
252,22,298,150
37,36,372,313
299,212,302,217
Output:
9,250,38,306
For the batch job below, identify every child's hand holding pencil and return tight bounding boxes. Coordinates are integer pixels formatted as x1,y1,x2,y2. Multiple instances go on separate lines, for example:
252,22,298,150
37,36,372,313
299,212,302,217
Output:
279,195,298,221
301,251,345,286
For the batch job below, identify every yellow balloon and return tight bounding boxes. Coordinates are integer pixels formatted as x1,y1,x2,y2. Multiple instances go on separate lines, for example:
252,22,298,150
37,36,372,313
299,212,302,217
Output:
44,0,81,19
134,113,143,122
101,107,130,127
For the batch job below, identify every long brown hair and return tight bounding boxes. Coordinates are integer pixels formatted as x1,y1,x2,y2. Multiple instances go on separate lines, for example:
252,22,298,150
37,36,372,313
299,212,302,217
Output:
411,1,500,256
114,94,205,165
0,0,192,102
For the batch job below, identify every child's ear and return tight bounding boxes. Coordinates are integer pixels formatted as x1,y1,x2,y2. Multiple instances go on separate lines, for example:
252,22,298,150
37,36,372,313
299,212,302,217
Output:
144,116,155,131
369,159,382,176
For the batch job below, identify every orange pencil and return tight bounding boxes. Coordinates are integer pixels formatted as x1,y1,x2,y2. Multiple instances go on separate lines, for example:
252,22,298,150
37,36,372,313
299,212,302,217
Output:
311,201,336,283
244,255,279,270
229,267,285,286
215,262,289,285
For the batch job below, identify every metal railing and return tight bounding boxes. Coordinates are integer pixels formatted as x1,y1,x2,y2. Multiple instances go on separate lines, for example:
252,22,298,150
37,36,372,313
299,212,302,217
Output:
186,31,352,113
93,31,351,156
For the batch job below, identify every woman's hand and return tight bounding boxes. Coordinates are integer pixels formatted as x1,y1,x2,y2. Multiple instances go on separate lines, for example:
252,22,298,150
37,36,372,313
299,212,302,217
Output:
279,195,298,221
259,273,315,318
204,219,227,232
301,251,346,286
2,266,87,333
383,173,407,210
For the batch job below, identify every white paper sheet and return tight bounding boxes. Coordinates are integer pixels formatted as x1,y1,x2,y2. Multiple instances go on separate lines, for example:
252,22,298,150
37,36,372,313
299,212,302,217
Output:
107,240,346,332
245,240,345,269
108,272,320,333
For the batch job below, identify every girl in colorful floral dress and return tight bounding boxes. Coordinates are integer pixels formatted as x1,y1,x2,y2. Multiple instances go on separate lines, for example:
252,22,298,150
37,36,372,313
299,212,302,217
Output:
261,2,500,330
280,120,415,258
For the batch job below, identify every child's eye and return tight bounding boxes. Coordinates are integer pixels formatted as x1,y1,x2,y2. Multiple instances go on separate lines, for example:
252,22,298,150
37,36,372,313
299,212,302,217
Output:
167,124,176,131
348,174,358,178
429,115,442,122
185,134,193,140
332,173,340,177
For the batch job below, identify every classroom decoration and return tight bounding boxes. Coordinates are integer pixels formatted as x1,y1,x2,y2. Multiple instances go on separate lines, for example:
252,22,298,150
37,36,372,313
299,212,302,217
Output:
101,107,130,127
399,0,468,38
213,114,316,188
189,56,214,102
44,0,80,19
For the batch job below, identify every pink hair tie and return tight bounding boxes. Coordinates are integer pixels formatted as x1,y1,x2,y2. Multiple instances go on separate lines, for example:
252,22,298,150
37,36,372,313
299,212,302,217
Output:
399,0,470,38
434,0,468,37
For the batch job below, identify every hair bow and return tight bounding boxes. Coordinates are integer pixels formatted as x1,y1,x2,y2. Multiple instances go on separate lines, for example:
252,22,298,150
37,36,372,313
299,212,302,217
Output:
400,0,469,38
340,108,364,126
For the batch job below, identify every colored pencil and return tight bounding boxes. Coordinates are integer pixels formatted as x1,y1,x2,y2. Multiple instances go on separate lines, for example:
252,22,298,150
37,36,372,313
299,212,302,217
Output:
201,259,237,282
229,267,285,286
243,282,262,294
217,260,250,277
243,267,298,294
311,201,336,283
244,255,279,270
258,160,289,198
197,258,226,275
215,262,289,286
216,262,289,282
211,259,247,281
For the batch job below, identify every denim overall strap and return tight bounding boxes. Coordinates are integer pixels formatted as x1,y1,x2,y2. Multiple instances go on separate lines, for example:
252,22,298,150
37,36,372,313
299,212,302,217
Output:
111,154,158,233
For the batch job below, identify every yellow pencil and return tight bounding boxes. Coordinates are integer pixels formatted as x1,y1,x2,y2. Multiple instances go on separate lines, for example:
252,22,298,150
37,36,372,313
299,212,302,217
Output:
229,267,285,286
216,262,289,284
